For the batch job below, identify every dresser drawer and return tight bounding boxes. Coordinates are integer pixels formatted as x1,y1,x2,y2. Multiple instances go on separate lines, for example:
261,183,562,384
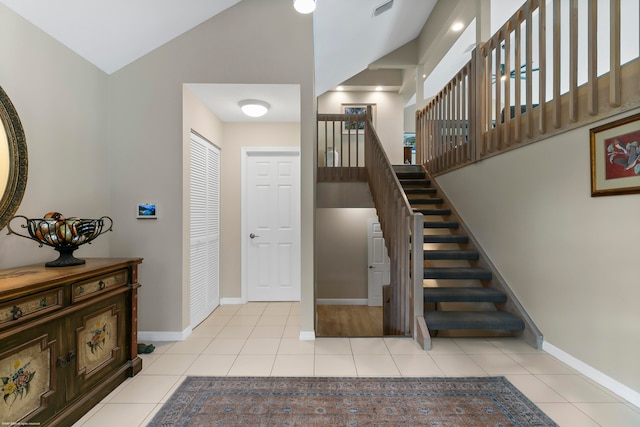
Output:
72,270,129,302
0,288,63,327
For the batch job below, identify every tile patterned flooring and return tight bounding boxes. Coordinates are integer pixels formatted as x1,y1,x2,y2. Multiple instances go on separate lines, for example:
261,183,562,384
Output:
73,302,640,426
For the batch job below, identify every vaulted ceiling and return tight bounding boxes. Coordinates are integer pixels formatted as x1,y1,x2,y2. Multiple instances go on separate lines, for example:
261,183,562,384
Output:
0,0,438,120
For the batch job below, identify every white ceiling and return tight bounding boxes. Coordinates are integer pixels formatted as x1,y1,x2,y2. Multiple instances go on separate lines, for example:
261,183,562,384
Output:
0,0,437,122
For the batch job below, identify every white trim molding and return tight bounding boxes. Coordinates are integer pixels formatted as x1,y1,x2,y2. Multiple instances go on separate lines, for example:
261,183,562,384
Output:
139,327,192,342
299,330,315,340
543,341,640,408
220,297,245,305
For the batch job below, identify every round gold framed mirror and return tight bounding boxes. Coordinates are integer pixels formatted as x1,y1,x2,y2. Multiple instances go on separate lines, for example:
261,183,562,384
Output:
0,86,28,231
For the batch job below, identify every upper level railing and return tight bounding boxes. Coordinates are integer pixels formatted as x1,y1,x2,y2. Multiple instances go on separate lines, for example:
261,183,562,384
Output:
317,113,367,181
417,0,640,175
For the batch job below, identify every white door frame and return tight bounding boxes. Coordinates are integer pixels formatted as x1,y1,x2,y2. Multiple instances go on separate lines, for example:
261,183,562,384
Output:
241,147,301,302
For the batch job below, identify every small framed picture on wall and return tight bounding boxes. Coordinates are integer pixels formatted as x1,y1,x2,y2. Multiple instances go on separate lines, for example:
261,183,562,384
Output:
137,202,158,219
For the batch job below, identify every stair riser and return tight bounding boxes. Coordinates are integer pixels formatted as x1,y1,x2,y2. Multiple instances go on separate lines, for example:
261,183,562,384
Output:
424,236,469,244
424,269,492,280
424,222,459,229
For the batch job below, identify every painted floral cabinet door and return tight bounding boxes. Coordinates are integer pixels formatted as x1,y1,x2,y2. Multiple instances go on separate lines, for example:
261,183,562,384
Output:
69,294,129,397
0,323,59,424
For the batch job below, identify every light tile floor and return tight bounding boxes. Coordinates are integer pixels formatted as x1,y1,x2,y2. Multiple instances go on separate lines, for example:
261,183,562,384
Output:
73,302,640,427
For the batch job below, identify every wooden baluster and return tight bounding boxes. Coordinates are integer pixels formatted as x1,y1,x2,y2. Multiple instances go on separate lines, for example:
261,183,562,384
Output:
569,0,578,122
538,0,547,135
526,0,534,138
587,0,598,115
610,0,621,108
552,0,561,129
504,26,512,147
514,13,522,143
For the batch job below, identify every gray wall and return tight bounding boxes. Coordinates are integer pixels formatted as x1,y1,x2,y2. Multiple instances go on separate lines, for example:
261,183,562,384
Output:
437,108,640,394
0,4,111,267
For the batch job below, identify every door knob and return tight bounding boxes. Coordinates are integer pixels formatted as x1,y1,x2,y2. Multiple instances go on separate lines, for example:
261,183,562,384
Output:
250,233,259,239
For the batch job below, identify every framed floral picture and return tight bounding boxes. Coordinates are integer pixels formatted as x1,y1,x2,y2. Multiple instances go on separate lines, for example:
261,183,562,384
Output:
590,113,640,196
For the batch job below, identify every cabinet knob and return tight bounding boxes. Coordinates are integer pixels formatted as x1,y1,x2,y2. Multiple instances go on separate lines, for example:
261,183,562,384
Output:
11,306,22,320
98,280,106,290
56,352,76,368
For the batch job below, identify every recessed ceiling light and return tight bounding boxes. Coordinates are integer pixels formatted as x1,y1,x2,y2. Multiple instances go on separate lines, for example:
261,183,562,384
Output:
293,0,316,14
239,99,270,118
336,86,344,91
375,86,383,91
451,22,464,32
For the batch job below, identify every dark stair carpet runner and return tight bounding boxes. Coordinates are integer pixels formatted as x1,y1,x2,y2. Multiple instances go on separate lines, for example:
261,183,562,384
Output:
395,165,524,335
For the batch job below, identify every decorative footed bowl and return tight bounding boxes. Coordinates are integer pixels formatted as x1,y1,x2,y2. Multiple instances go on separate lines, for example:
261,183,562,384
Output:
8,213,113,267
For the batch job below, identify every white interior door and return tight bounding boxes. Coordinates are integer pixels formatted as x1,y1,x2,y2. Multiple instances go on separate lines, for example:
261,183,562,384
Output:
189,132,220,327
244,149,300,301
367,218,390,306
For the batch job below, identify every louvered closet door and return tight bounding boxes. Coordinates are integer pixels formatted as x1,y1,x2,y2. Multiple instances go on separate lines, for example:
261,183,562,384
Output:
190,132,220,328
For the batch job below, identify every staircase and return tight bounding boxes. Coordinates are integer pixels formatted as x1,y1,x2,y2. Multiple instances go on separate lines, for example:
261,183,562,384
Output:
394,164,526,338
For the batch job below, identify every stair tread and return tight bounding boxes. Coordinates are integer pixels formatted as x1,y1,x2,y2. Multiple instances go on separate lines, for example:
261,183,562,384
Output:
405,188,437,194
424,267,492,280
396,172,426,179
423,287,506,302
401,179,431,186
424,249,479,260
409,198,443,204
424,234,468,243
415,208,451,216
423,221,459,229
424,311,525,331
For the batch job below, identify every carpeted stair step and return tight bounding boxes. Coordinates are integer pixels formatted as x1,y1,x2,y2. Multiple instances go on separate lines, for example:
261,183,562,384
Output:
424,311,525,331
424,234,468,244
424,221,459,229
400,179,431,187
423,287,506,303
424,249,479,260
424,267,492,280
409,198,443,205
405,188,437,195
415,208,451,216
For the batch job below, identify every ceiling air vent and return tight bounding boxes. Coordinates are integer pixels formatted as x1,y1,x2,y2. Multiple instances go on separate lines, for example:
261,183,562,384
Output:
373,0,394,17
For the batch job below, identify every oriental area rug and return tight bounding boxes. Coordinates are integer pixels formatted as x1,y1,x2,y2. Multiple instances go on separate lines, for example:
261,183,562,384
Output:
148,376,557,426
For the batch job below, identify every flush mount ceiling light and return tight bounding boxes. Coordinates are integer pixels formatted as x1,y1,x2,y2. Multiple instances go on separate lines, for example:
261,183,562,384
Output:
239,99,270,117
293,0,316,14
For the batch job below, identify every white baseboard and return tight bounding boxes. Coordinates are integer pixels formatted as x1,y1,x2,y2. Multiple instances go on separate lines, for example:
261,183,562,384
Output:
543,341,640,408
220,297,245,305
139,327,192,342
299,330,315,340
316,298,368,305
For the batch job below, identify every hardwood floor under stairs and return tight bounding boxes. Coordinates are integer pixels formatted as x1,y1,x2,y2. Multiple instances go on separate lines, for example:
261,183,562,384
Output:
394,165,526,338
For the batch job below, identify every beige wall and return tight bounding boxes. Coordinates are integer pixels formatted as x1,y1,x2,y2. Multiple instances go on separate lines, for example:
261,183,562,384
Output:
317,91,405,164
437,109,640,394
107,0,315,336
316,208,377,300
0,4,110,269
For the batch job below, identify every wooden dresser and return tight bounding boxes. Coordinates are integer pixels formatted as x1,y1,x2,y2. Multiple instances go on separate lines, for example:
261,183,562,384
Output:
0,258,143,426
